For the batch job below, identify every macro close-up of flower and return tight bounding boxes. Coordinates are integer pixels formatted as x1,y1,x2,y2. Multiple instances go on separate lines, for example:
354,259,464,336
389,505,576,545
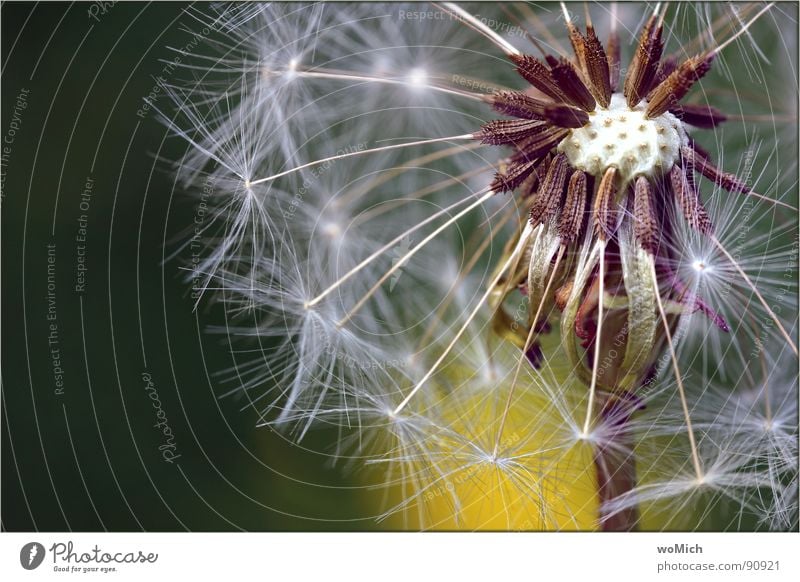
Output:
159,1,798,531
2,0,798,549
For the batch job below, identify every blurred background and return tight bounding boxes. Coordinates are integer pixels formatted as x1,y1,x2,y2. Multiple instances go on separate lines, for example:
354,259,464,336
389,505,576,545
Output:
1,2,394,531
2,2,797,532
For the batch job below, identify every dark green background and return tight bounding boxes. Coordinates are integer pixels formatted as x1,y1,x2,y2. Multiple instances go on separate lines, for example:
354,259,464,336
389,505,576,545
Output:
1,2,386,531
2,2,797,532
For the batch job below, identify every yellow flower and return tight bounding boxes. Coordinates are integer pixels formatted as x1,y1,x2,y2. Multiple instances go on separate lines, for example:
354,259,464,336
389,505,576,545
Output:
378,334,601,531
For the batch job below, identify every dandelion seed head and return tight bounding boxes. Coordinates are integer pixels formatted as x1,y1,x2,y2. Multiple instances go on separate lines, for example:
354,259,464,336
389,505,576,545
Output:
558,94,688,182
168,2,797,532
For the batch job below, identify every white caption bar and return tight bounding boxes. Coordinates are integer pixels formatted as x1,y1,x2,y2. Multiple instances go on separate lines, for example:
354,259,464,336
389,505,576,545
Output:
1,532,798,581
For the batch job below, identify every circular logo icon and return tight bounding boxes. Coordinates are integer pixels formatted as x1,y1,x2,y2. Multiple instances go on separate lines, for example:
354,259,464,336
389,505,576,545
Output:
20,542,46,570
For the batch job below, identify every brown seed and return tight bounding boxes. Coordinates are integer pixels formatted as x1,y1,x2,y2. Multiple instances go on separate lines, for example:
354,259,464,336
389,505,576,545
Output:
593,166,618,240
646,54,715,118
582,24,612,108
649,57,678,91
682,145,750,194
530,153,571,225
509,54,568,102
550,58,597,112
558,170,588,243
687,139,712,161
575,275,600,340
633,176,659,253
490,127,568,193
669,103,727,129
670,164,714,235
491,91,590,130
518,155,553,198
490,91,548,121
606,28,621,91
624,15,664,107
511,127,570,163
491,158,539,193
566,20,587,71
476,119,549,146
518,165,542,198
543,103,590,128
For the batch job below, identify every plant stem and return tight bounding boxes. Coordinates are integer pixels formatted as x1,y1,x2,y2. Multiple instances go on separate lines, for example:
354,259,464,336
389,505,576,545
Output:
593,391,641,532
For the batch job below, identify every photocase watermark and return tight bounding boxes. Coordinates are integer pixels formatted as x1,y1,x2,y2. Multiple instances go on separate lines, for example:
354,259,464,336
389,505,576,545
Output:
389,235,413,291
137,25,215,119
190,175,215,300
397,9,526,38
142,371,181,463
283,142,367,220
0,87,30,200
763,237,799,344
39,540,158,574
311,318,410,371
74,175,94,294
87,1,116,22
509,294,529,335
20,542,46,570
451,74,498,95
557,6,582,25
739,146,757,189
46,242,66,396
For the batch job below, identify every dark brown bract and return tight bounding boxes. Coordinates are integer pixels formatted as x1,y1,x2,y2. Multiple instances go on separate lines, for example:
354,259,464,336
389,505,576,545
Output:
480,11,747,391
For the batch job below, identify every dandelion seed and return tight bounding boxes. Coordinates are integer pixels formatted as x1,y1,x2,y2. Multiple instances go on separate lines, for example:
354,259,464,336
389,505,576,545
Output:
170,2,798,532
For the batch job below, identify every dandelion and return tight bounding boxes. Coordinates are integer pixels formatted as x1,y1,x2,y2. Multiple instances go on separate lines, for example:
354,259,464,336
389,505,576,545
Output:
168,2,798,531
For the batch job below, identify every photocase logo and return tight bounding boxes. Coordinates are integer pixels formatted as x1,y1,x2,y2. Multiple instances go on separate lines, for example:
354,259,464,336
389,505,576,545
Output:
389,236,413,291
20,542,45,570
